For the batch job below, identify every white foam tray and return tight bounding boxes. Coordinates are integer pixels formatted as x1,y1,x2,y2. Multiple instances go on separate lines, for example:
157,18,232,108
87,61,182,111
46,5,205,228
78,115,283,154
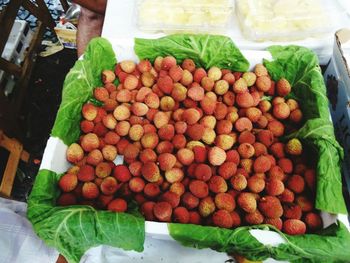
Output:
42,40,350,262
101,0,350,65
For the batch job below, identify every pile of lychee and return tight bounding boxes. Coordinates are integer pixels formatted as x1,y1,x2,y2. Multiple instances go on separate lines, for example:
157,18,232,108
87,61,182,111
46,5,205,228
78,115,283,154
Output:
57,55,323,235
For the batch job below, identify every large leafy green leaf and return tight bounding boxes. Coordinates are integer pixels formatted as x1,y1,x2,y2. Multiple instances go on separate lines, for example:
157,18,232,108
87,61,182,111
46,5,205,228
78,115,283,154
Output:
27,170,145,263
168,222,350,263
51,37,116,145
264,45,346,214
134,34,249,72
285,119,345,214
264,46,329,120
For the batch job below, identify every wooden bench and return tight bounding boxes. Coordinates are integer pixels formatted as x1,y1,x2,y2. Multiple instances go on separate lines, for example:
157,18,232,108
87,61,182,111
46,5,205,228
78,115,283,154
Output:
0,130,29,197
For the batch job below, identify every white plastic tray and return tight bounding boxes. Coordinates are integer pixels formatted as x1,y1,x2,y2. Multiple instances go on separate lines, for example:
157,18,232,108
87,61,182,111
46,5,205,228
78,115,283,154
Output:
102,0,350,65
41,39,350,262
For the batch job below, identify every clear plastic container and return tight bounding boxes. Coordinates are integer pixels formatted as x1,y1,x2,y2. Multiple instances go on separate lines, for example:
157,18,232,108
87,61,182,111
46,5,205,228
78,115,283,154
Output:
136,0,234,33
235,0,348,42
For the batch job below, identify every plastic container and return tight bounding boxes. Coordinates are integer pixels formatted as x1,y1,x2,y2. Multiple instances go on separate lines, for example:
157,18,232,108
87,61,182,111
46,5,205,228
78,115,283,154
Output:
136,0,234,33
235,0,348,42
324,29,350,199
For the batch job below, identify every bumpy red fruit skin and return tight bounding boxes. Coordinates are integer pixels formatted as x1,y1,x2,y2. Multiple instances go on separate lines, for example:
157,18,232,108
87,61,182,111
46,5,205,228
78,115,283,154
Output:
235,117,253,132
230,211,242,227
129,177,145,193
100,176,118,195
156,141,174,154
266,179,285,196
253,142,268,157
123,144,140,160
304,212,323,231
194,68,207,83
218,162,237,180
236,92,254,108
257,130,274,147
198,196,215,217
287,174,305,193
143,183,160,199
256,75,271,92
278,158,293,174
67,143,85,164
77,165,95,182
170,182,185,196
188,86,204,101
230,174,247,191
237,192,257,213
81,133,100,152
283,219,306,235
270,142,285,159
273,102,290,119
253,155,271,173
247,175,265,193
208,146,227,166
157,76,174,94
267,120,285,137
194,164,212,181
158,153,177,171
173,207,190,223
172,134,187,150
189,211,202,225
189,180,209,198
161,56,177,70
139,149,157,164
226,150,240,164
186,124,205,140
296,195,314,212
140,201,156,220
278,189,295,203
264,218,283,230
153,201,173,222
113,165,132,182
177,148,195,166
238,143,255,159
141,162,161,182
59,173,78,192
181,192,199,210
285,138,303,156
137,60,152,73
258,196,283,219
238,131,256,145
245,210,264,225
304,169,316,191
212,210,233,228
193,146,207,163
57,193,77,206
209,176,228,193
283,203,302,219
82,103,98,121
82,182,99,199
158,189,180,207
276,78,291,97
80,120,95,134
214,193,235,212
108,198,127,212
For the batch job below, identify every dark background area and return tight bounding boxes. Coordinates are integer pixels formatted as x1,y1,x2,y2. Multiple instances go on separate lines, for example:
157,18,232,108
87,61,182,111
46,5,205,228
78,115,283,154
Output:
6,48,77,201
